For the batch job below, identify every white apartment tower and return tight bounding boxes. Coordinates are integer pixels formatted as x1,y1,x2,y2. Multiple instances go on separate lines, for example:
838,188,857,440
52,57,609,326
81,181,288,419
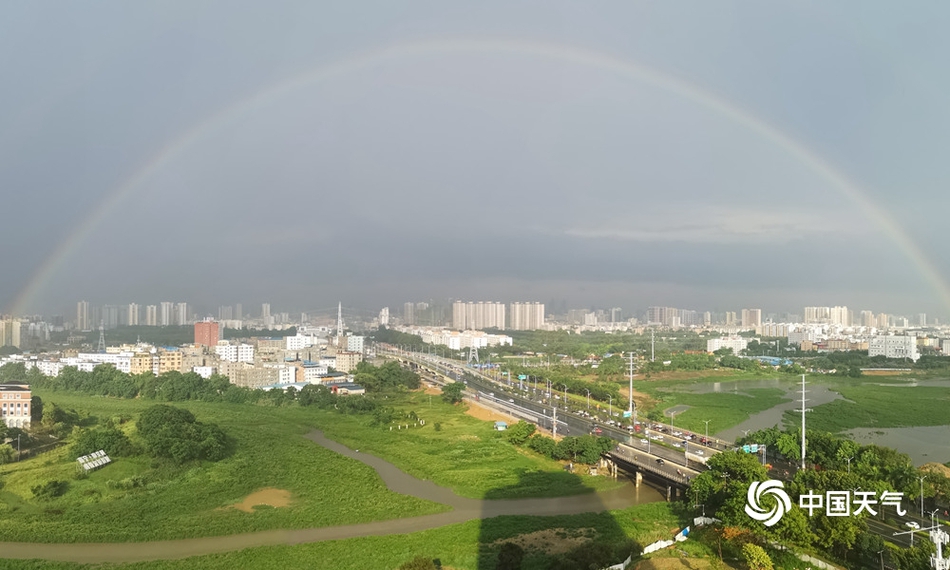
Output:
77,300,90,331
160,302,173,326
146,305,158,326
127,303,140,326
379,307,390,326
453,301,506,330
175,302,188,325
509,302,545,330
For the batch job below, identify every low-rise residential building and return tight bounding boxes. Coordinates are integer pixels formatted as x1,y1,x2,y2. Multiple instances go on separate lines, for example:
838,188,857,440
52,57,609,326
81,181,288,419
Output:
0,384,31,428
868,334,920,361
334,351,363,373
706,336,749,354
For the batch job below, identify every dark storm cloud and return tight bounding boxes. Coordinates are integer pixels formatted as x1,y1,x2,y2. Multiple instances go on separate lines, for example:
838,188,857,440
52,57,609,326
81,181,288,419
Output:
3,1,950,317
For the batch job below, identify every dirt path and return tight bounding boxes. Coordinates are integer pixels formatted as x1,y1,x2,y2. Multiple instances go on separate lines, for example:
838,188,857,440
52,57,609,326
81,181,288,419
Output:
0,430,649,564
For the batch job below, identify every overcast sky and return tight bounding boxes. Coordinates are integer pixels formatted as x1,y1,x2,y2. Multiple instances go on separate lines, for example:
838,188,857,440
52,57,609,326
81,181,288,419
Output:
3,1,950,319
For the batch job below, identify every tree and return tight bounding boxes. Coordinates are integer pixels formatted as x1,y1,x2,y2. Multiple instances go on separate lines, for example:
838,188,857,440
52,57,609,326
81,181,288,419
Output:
741,543,773,570
496,542,525,570
72,427,134,457
0,444,14,464
137,405,229,464
441,382,465,404
505,421,536,445
30,396,43,423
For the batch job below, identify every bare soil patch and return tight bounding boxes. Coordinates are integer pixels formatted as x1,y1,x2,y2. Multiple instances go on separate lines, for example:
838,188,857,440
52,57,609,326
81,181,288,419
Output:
464,401,517,424
493,527,596,555
229,488,292,513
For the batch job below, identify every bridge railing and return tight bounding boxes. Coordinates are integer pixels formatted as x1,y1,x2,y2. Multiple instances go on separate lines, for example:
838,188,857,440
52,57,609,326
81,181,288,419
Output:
608,447,690,485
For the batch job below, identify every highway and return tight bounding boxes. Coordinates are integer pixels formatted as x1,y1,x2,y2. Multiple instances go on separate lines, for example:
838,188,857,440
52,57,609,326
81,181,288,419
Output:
383,348,725,473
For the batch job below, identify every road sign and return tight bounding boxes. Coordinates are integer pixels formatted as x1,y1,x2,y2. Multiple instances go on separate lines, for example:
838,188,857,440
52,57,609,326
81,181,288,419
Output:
623,411,632,418
518,375,527,380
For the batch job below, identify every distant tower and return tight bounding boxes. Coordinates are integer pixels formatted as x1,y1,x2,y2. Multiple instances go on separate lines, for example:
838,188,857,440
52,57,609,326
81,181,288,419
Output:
468,343,479,364
336,302,344,347
97,321,106,353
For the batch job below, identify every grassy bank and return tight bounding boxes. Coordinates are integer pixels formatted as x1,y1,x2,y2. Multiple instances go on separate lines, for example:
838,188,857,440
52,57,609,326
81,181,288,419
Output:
1,502,682,570
0,388,620,543
788,382,950,432
315,390,622,499
0,393,445,543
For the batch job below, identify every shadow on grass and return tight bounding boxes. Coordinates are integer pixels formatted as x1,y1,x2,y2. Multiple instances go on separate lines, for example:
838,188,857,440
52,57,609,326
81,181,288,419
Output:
475,468,645,570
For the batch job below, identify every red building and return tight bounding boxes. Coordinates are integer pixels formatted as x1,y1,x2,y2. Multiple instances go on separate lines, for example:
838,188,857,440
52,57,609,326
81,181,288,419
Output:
194,321,220,347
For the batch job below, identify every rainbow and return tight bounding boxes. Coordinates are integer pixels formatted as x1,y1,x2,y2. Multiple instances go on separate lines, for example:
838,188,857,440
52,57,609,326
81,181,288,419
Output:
10,37,950,314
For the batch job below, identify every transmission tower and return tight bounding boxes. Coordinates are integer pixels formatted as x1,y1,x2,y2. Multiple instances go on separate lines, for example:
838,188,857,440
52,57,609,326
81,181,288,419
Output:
97,321,106,353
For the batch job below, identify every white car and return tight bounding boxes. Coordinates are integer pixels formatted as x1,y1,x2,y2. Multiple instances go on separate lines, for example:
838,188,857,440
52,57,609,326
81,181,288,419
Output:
640,439,648,445
694,450,704,456
673,431,683,436
906,522,921,530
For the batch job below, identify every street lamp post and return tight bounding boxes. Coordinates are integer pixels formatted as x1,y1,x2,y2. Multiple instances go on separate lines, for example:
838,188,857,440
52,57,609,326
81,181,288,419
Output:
585,389,591,410
845,456,852,474
919,476,926,518
670,411,677,433
17,434,21,462
703,420,711,445
608,395,613,419
562,385,569,411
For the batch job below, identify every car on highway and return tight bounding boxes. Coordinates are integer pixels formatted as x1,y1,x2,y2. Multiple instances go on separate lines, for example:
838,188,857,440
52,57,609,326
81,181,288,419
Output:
694,450,704,456
906,522,920,530
591,427,603,435
656,458,665,465
640,439,648,444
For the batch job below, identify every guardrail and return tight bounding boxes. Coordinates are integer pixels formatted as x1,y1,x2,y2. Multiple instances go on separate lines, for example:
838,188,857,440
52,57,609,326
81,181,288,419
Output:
608,446,691,485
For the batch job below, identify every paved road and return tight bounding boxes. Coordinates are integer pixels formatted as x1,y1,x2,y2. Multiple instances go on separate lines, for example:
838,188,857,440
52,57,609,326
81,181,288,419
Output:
0,430,656,564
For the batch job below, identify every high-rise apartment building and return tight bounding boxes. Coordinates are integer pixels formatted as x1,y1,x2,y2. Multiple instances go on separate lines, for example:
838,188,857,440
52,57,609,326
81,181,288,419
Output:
261,303,271,319
379,307,390,326
860,310,874,328
77,301,90,331
146,305,158,326
609,307,623,323
509,302,545,330
127,303,140,326
194,320,220,347
452,301,506,330
741,309,762,329
235,303,243,320
403,302,415,325
175,302,188,325
804,306,850,326
160,302,173,326
218,306,233,320
918,313,927,327
102,305,119,330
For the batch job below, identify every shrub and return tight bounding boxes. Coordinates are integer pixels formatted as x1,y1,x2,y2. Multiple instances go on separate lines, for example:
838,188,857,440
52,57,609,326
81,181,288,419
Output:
31,480,69,501
137,405,230,464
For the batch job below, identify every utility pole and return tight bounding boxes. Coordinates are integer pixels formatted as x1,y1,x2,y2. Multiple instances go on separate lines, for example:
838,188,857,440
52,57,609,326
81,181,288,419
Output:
552,406,557,439
627,352,635,427
651,329,655,362
796,374,812,470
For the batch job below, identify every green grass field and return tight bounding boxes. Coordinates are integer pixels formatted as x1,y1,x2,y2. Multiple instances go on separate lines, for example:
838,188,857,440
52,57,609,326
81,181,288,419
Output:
642,387,791,435
0,502,683,570
0,393,445,543
787,382,950,432
0,389,619,543
316,391,622,499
